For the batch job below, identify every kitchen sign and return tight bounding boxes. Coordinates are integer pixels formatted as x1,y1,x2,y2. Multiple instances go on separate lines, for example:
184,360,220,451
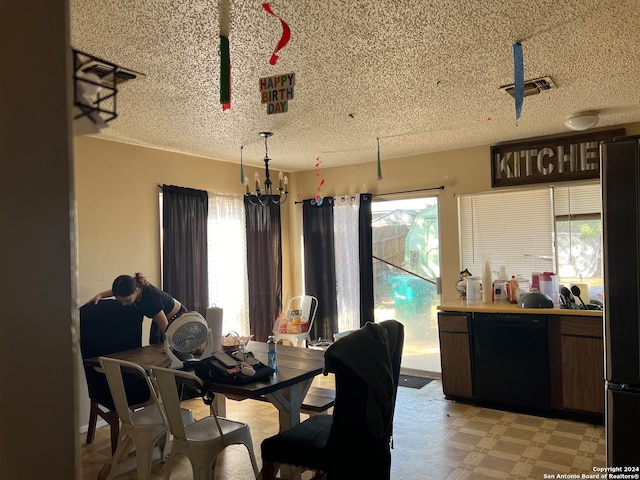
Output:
259,72,295,114
491,129,625,187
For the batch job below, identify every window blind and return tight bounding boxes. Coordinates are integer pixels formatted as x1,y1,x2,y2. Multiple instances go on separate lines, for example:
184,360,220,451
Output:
459,189,554,279
553,183,601,218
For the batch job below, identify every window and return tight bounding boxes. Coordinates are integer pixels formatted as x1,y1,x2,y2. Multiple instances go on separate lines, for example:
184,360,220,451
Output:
459,189,554,279
459,182,602,300
207,194,250,336
553,183,602,298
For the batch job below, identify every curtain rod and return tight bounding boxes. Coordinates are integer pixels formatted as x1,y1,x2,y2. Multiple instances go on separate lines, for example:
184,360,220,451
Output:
293,185,445,204
294,185,444,205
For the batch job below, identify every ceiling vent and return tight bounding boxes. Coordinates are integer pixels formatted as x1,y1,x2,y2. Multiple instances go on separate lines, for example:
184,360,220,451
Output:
499,76,556,98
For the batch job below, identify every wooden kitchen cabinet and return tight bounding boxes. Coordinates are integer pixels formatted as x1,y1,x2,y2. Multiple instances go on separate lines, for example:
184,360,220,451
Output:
560,315,605,415
438,312,473,399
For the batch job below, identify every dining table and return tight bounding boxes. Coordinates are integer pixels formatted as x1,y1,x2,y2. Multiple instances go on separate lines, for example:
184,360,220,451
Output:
85,340,327,432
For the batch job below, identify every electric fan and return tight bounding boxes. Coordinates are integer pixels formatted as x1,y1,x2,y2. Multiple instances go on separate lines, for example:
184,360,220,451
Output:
165,312,216,368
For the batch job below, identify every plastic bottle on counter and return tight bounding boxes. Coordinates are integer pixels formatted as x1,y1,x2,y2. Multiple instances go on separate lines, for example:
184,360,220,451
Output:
499,266,508,280
482,260,492,303
509,276,519,303
267,335,278,372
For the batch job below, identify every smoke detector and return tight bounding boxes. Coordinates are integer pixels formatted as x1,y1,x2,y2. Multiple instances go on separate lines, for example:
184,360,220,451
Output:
499,76,556,98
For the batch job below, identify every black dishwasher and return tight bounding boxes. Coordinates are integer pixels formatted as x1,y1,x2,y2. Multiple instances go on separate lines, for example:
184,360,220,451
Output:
471,313,550,412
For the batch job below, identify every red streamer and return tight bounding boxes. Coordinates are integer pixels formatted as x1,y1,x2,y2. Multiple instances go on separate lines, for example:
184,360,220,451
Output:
315,157,325,202
261,3,291,65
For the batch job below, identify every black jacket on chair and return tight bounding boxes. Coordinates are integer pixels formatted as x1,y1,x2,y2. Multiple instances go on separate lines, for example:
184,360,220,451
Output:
323,320,403,478
260,319,404,480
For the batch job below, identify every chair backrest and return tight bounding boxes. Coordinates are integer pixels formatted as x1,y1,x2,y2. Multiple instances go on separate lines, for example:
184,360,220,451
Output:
152,367,224,441
99,357,161,428
81,300,147,409
322,320,404,472
286,295,319,330
80,299,143,359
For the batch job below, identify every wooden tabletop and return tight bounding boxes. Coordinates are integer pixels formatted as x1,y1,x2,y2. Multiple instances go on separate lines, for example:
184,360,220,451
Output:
85,341,326,399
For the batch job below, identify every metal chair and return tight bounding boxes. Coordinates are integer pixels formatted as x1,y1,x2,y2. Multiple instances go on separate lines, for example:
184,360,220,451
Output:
152,366,260,480
261,319,404,480
99,357,171,480
274,295,319,347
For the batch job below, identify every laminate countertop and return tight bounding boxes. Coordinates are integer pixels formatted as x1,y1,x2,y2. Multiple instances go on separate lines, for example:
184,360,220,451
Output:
437,298,603,317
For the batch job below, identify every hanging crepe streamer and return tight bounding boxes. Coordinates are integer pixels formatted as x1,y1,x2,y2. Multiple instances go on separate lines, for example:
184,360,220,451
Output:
377,137,383,181
315,156,325,206
513,42,524,125
261,3,291,65
220,35,231,110
239,145,244,184
219,0,231,110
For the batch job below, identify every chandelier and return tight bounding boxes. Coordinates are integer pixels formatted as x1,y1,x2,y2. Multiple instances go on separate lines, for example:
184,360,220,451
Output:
244,132,289,205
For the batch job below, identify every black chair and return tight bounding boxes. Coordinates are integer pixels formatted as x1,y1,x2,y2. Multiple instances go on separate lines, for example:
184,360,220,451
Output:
260,319,404,480
80,299,151,454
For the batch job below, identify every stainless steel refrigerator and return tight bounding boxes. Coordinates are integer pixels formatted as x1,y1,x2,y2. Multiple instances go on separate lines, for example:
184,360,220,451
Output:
601,135,640,467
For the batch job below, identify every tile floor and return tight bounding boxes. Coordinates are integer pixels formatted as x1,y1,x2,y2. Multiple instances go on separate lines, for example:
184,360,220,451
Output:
80,374,606,479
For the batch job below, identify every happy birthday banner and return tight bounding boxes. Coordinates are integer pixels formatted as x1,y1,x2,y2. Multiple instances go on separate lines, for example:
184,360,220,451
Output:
259,73,295,114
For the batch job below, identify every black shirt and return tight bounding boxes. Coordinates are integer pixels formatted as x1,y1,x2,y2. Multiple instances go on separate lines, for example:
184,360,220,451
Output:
135,284,175,318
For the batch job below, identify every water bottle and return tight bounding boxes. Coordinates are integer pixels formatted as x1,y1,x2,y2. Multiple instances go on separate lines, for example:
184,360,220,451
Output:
267,335,278,372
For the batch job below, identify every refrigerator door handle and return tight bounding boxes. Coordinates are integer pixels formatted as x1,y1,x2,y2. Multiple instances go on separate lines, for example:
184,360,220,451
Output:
608,382,640,394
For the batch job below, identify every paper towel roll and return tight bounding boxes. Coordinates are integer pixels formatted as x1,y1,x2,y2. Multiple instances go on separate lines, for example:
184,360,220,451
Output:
206,307,224,352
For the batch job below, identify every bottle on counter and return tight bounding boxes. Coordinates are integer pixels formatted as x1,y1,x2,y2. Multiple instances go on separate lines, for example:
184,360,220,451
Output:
493,280,508,302
267,335,278,372
499,266,508,280
509,276,519,303
482,260,492,303
493,267,509,302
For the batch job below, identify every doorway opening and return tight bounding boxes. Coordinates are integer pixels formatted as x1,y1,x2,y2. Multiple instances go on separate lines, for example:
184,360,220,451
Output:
372,196,441,373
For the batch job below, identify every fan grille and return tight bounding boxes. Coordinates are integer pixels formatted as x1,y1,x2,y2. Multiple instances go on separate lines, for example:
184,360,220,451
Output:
171,321,209,352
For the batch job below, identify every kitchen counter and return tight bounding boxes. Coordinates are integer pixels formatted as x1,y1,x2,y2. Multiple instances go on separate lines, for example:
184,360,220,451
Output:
437,301,605,422
438,298,603,317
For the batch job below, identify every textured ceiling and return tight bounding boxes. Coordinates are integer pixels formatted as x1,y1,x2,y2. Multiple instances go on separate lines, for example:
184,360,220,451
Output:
70,0,640,172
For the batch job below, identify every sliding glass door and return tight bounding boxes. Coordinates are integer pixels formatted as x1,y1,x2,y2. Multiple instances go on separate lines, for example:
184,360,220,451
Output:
372,196,441,373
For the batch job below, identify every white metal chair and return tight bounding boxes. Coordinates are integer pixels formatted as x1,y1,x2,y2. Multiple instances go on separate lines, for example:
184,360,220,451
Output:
152,366,259,480
274,295,319,347
99,357,171,480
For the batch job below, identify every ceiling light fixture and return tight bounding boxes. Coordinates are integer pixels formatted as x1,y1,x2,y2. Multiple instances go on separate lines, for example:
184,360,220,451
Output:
564,111,599,131
73,50,119,133
72,49,144,136
244,132,289,205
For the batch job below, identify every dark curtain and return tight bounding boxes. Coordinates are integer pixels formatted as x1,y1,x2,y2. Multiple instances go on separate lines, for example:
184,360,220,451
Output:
302,198,338,340
358,194,374,325
244,197,282,342
161,185,209,315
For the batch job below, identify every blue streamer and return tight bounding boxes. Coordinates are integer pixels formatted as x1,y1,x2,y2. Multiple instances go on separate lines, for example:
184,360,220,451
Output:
513,42,524,124
240,146,244,184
